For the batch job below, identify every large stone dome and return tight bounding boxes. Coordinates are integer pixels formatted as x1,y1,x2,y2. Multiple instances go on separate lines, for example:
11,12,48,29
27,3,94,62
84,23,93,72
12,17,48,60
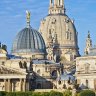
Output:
39,0,79,61
39,14,78,49
12,11,46,59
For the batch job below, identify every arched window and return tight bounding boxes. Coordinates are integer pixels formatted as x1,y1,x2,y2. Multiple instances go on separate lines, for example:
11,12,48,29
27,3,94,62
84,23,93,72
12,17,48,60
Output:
49,29,51,33
45,67,47,72
23,61,27,69
66,23,69,31
51,56,53,60
52,70,57,77
85,63,90,73
58,80,61,85
70,32,72,40
86,80,88,88
66,32,69,40
56,55,60,63
63,84,67,89
37,69,40,74
19,61,23,68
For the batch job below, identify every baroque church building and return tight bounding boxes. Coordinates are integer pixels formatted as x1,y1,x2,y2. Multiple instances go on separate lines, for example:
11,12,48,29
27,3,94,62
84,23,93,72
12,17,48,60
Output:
0,0,96,92
39,0,79,63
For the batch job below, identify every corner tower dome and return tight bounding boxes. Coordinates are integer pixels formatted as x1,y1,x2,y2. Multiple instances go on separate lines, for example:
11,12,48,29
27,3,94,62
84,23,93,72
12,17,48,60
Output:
12,11,46,59
39,0,80,62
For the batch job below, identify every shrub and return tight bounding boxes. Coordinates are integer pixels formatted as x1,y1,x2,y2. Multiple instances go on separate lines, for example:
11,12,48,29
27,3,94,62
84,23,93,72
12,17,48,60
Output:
49,91,63,96
78,90,95,96
32,92,41,96
15,92,28,96
63,90,72,96
6,92,33,96
26,91,33,96
40,92,50,96
0,91,7,96
6,92,16,96
5,92,49,96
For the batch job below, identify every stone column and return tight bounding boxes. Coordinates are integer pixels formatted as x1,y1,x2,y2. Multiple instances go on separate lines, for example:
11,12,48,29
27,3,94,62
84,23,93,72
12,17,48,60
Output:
26,80,29,91
8,79,11,92
72,89,76,96
54,0,57,5
20,79,22,91
23,79,26,92
12,82,14,92
50,0,52,7
4,79,6,91
61,0,64,6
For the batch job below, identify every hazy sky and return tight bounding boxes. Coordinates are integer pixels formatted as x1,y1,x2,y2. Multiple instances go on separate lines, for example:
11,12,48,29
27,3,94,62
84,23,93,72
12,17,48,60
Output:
0,0,96,55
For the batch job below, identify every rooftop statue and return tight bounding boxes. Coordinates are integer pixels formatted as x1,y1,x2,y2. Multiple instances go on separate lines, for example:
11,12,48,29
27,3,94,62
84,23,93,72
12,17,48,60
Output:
26,10,31,27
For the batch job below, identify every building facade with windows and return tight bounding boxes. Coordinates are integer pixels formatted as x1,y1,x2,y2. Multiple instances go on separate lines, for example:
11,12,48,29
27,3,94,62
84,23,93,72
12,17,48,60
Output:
0,0,96,92
76,33,96,90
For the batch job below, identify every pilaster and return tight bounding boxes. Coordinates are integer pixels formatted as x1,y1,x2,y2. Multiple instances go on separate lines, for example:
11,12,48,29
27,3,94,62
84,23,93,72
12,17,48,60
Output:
20,79,22,91
23,79,26,92
8,79,11,92
4,79,6,91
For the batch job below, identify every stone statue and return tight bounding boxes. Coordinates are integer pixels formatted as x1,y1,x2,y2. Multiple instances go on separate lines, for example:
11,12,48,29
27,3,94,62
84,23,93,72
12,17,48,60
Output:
0,42,1,48
2,44,7,52
26,10,31,27
26,11,30,21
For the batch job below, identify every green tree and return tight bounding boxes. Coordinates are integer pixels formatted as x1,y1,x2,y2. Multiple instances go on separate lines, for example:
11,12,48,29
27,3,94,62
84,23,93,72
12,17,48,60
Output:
0,91,7,96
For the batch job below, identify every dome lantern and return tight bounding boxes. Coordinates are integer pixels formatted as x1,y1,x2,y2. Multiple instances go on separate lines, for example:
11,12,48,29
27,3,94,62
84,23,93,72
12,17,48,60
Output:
49,0,66,15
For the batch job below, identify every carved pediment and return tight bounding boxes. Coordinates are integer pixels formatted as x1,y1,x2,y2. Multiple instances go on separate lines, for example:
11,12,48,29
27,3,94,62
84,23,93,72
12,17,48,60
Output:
0,65,26,75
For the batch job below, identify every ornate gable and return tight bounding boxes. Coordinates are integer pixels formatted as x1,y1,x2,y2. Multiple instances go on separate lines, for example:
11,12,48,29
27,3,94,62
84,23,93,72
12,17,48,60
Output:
0,65,27,75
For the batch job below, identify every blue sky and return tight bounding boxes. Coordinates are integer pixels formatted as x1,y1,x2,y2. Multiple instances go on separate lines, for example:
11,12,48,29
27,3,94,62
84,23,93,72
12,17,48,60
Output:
0,0,96,55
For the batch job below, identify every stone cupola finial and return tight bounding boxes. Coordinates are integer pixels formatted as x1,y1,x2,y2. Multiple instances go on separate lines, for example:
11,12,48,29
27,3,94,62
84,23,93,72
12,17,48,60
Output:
88,31,90,38
84,31,92,55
